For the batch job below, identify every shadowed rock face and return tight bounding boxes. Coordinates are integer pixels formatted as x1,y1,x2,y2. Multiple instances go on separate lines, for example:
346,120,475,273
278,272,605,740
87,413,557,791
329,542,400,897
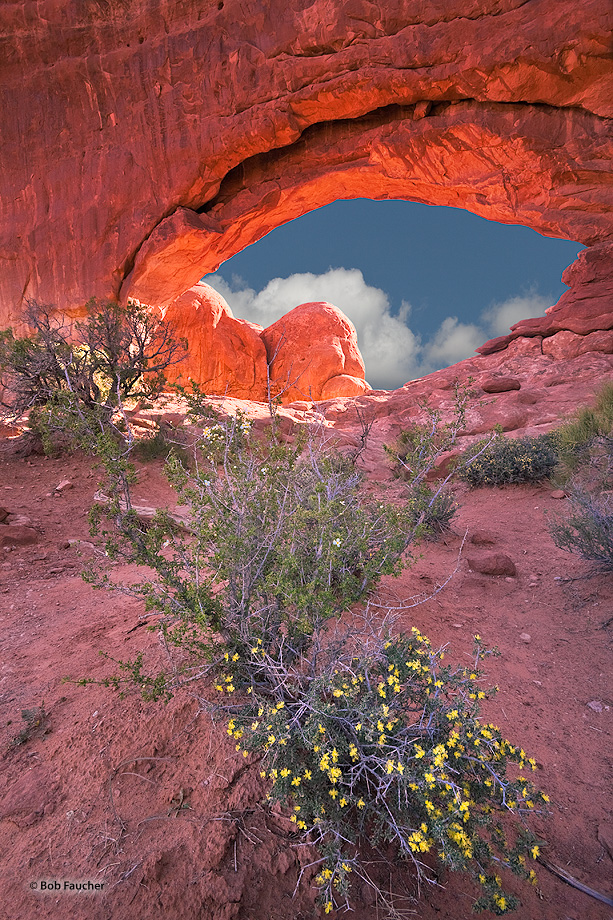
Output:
0,0,611,325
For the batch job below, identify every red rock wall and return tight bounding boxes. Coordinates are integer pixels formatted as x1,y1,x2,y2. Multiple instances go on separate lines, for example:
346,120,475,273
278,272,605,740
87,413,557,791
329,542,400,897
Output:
1,0,612,323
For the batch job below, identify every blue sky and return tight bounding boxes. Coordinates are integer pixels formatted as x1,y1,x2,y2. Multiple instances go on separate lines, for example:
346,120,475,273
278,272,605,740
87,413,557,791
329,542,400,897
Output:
203,199,583,389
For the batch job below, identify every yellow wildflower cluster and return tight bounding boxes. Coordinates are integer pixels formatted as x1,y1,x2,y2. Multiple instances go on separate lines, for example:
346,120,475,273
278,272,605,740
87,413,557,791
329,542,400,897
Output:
407,823,433,853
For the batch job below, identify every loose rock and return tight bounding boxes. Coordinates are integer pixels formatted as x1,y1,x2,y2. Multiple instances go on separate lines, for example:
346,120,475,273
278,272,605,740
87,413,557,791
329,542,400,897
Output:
480,376,521,393
0,525,39,547
467,553,517,577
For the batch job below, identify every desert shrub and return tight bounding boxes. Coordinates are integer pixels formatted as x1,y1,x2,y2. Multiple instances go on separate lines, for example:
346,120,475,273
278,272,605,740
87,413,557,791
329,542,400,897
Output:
229,630,546,916
405,483,457,539
131,423,188,463
0,297,186,452
547,384,613,571
554,382,613,476
458,433,559,487
384,384,481,538
81,405,548,916
548,488,613,571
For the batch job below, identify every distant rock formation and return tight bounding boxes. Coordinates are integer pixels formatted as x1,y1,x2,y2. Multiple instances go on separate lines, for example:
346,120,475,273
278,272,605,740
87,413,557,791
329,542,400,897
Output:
162,285,369,403
162,284,268,401
0,0,611,324
261,302,369,402
477,242,613,359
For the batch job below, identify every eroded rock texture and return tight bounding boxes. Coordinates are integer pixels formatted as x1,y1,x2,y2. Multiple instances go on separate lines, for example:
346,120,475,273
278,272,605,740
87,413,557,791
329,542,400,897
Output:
477,241,613,355
1,0,612,324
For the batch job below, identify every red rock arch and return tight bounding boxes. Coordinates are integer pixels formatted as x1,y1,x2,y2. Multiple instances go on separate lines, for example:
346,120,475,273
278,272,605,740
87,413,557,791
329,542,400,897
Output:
0,0,611,321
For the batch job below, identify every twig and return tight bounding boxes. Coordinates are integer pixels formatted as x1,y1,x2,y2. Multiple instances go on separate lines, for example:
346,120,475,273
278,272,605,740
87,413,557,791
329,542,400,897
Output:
537,856,613,907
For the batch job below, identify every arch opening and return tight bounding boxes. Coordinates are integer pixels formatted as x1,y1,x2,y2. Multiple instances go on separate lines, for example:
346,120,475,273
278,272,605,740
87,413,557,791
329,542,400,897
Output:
201,198,584,390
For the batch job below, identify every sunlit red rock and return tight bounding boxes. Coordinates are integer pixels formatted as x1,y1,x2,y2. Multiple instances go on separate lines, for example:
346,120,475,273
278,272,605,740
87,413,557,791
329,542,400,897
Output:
0,0,612,321
477,242,613,356
161,283,268,401
260,302,369,403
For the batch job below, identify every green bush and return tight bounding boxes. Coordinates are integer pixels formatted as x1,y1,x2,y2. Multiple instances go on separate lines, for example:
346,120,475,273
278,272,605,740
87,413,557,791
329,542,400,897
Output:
458,433,559,487
554,382,613,477
547,384,613,571
81,407,548,916
405,483,457,539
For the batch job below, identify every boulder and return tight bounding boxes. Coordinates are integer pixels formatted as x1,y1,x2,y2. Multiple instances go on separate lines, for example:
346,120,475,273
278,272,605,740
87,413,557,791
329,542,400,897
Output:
480,376,521,394
0,525,39,547
261,302,369,404
161,283,268,401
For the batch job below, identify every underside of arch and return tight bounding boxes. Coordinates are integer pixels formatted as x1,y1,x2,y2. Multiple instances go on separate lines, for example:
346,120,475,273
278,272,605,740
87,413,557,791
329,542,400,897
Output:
0,0,611,323
121,99,613,307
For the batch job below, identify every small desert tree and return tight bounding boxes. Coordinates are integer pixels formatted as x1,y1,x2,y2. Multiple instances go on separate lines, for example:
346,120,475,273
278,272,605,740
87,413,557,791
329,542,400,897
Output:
0,296,186,459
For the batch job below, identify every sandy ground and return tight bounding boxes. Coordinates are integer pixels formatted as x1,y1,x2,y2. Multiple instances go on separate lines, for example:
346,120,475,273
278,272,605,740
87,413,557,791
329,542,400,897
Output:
0,439,611,920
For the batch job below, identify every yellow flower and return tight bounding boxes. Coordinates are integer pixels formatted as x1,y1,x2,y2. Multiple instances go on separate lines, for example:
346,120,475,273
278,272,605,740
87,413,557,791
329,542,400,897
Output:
304,769,312,780
386,760,394,774
357,798,365,808
329,788,338,799
530,845,539,859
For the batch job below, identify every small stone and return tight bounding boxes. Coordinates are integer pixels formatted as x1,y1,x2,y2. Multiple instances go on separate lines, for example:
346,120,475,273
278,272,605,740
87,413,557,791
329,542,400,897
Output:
6,513,33,527
470,531,497,546
587,700,603,713
550,489,566,499
532,680,542,686
0,507,9,523
467,553,517,577
55,480,73,492
452,623,463,628
520,633,532,643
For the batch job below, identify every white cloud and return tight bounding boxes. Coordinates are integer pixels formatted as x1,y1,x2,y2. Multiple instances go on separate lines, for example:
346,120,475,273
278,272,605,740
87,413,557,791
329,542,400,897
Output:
481,291,552,337
421,316,484,372
202,270,552,390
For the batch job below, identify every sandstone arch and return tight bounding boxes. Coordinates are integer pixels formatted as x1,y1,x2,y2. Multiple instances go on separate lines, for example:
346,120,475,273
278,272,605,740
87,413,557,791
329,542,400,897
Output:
0,0,611,323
